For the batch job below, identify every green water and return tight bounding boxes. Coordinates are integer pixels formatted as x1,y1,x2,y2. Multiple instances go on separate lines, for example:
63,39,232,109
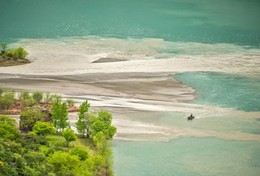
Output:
1,0,260,176
113,138,260,176
174,72,260,112
1,0,260,45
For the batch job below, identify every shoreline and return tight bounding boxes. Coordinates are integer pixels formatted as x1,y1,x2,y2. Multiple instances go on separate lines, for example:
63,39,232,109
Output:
1,38,259,143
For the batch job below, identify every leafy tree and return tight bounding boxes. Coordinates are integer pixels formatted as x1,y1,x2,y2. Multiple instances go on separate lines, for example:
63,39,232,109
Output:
32,91,43,104
90,110,117,140
47,151,88,176
23,151,48,176
62,128,77,147
78,100,90,119
20,108,45,132
10,47,28,60
93,131,106,150
51,101,69,132
32,122,56,136
69,147,89,161
76,100,91,138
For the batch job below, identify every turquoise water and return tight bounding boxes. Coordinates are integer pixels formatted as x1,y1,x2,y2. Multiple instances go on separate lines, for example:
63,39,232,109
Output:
1,0,260,45
1,1,260,176
174,72,260,112
113,138,260,176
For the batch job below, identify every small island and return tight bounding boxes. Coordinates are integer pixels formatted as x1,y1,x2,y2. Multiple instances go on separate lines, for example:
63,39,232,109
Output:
0,43,30,67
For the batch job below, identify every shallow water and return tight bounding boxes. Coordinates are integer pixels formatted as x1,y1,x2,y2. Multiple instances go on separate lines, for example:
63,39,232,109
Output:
174,72,260,112
113,138,260,176
1,0,260,176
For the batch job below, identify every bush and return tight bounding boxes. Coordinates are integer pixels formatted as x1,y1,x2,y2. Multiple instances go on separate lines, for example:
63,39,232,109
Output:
69,147,89,161
32,91,43,104
62,129,77,147
50,94,62,104
19,91,31,101
66,99,75,107
20,108,46,132
0,116,20,140
32,122,56,136
9,47,28,60
0,92,15,109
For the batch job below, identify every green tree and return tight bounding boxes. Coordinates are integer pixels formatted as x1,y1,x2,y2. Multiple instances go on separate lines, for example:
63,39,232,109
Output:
51,101,68,132
47,151,91,176
90,110,117,140
32,122,56,136
69,147,89,161
23,151,48,176
32,91,43,104
78,100,90,119
62,129,77,147
76,100,91,138
20,108,45,132
11,47,28,60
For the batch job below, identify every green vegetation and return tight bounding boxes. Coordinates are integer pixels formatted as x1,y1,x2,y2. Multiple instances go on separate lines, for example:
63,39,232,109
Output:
32,91,44,104
32,122,56,136
62,128,77,147
51,101,69,132
0,95,116,175
66,99,75,107
20,107,46,132
76,100,91,138
0,88,76,115
0,91,15,109
0,43,30,66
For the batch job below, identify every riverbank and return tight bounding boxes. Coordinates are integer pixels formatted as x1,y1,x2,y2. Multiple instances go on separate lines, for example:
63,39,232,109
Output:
0,56,30,67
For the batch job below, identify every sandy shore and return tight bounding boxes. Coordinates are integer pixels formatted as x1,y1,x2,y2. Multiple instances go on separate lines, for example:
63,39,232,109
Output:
1,38,260,142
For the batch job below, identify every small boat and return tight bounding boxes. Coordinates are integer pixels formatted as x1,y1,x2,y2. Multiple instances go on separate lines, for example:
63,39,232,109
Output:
187,114,195,120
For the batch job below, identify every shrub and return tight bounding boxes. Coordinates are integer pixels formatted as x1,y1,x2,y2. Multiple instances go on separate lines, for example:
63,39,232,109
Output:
0,92,15,109
66,99,75,107
19,91,31,101
20,108,45,132
32,91,43,104
62,129,77,147
32,122,56,136
69,147,89,161
10,47,28,60
0,116,20,140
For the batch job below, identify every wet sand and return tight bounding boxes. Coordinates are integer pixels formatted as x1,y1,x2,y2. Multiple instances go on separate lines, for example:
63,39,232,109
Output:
1,38,260,142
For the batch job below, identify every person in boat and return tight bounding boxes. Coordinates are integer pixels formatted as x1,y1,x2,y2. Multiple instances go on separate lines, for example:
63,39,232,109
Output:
187,114,195,120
